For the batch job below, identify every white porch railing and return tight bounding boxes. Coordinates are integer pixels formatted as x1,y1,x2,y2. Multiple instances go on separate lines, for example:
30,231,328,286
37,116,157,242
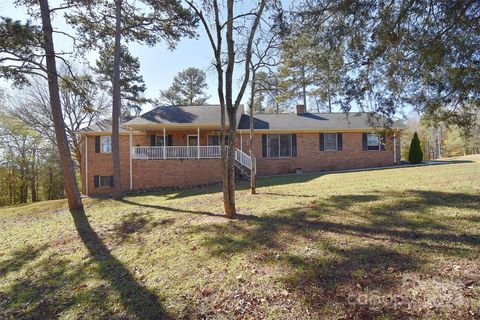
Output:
235,148,252,169
132,146,253,170
133,146,223,160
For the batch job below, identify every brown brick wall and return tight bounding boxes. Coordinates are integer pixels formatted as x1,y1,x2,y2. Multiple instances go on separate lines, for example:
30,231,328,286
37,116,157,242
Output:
254,132,401,175
133,159,223,190
80,131,401,195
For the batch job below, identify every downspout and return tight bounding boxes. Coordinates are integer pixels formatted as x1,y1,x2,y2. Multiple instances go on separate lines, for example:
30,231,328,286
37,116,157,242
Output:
393,132,397,164
163,127,166,159
197,127,200,159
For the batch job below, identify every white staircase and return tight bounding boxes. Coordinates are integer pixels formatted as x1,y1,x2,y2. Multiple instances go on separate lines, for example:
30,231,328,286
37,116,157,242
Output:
234,148,253,178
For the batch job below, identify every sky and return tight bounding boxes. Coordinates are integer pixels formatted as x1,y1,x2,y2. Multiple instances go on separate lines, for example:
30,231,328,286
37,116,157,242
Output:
0,0,232,112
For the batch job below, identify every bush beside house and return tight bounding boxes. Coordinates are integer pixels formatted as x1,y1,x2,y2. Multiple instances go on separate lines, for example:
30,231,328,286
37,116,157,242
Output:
408,132,424,164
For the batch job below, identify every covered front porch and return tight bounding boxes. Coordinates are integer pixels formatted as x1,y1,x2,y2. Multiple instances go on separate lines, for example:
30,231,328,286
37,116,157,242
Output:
129,127,249,161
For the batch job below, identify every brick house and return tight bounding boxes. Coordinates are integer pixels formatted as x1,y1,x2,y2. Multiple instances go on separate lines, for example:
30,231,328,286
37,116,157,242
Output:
79,104,403,195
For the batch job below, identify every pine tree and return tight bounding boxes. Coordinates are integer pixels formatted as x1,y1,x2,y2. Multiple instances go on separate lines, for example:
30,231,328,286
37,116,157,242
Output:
408,132,424,164
159,67,209,105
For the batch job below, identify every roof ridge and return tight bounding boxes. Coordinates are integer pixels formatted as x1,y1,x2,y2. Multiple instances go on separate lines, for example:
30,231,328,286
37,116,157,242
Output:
250,111,373,115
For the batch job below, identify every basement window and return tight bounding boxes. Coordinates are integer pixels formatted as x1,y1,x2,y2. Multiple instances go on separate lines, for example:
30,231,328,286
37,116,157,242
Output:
99,176,112,188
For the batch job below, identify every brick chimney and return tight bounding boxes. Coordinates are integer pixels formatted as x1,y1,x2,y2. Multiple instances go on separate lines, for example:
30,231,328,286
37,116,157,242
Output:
296,104,306,114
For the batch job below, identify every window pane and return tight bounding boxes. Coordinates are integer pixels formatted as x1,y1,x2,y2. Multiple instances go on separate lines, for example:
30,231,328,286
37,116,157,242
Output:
99,176,112,187
367,133,380,150
324,133,337,151
280,134,292,156
208,135,220,145
268,134,279,157
101,136,111,153
156,136,164,146
188,136,198,146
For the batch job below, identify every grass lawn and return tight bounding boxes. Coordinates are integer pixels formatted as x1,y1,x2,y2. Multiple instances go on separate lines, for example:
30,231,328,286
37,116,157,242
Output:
1,155,479,319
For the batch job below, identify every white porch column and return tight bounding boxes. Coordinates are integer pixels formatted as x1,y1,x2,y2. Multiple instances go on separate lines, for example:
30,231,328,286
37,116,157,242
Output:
393,132,397,164
85,135,88,195
129,131,133,190
163,127,166,159
197,127,200,159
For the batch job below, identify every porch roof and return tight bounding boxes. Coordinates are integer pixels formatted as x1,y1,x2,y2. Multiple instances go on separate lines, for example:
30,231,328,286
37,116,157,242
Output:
124,105,244,128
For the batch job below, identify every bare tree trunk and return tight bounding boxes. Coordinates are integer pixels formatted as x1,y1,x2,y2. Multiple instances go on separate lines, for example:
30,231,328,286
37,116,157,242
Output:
301,65,307,109
39,0,83,211
223,0,236,218
48,168,53,200
31,148,37,202
327,79,332,113
248,69,256,194
112,0,123,200
188,0,265,218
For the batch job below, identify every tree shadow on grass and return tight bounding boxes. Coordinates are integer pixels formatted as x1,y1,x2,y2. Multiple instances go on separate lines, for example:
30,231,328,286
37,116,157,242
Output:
71,209,172,320
281,245,422,318
124,158,475,201
0,255,113,319
111,210,175,244
0,243,48,277
185,189,479,318
120,198,223,218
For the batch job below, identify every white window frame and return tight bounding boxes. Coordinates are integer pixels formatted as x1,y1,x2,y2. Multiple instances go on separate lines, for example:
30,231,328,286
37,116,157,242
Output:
100,136,111,153
323,133,338,151
267,134,293,158
99,176,112,188
367,133,381,151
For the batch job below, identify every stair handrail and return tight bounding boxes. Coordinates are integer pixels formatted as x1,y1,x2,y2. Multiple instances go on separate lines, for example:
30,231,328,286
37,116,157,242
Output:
235,148,252,169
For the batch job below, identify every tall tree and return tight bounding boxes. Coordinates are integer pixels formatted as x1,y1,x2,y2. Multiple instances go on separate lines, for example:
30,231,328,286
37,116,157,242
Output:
0,112,43,204
277,32,316,109
0,3,84,211
94,43,148,116
159,67,209,105
294,0,480,125
186,0,268,217
66,0,197,200
9,71,109,164
248,21,282,194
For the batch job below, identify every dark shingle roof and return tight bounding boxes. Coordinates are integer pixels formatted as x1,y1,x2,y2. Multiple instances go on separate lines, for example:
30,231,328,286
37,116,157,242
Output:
80,108,404,133
237,112,404,131
78,116,134,133
124,105,244,127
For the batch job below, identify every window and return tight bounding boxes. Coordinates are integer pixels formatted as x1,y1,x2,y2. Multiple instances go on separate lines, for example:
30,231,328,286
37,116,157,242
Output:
94,175,113,188
267,134,292,157
208,134,220,146
367,133,381,150
99,176,112,187
155,135,164,146
187,135,198,146
207,134,229,146
100,136,111,153
324,133,337,151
